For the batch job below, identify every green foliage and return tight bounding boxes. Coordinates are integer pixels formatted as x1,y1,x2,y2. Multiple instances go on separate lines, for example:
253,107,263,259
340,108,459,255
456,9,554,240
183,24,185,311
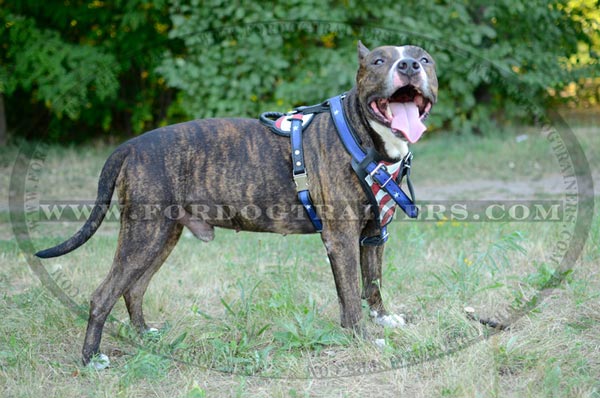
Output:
273,304,350,350
186,384,207,398
159,0,599,134
493,336,540,375
119,350,171,387
1,0,173,141
1,0,598,142
156,0,356,119
0,14,118,119
203,281,273,374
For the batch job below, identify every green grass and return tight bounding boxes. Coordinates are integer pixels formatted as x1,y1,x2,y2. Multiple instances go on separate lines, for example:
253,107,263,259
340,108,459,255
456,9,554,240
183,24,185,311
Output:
1,122,599,397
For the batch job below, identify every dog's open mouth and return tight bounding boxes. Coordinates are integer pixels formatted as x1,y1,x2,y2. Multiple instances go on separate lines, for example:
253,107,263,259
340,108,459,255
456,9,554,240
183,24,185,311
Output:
370,85,433,143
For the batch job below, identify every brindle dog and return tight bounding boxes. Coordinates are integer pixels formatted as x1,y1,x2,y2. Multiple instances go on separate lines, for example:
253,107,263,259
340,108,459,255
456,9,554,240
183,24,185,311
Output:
37,41,438,367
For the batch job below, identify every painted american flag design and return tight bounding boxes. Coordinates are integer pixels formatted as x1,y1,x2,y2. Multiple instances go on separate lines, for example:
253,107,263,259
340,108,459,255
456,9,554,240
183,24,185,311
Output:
364,161,404,226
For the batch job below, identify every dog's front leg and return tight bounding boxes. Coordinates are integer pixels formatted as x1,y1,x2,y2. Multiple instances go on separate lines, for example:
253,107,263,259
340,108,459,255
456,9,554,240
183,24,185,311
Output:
360,223,406,328
359,222,385,314
320,225,363,332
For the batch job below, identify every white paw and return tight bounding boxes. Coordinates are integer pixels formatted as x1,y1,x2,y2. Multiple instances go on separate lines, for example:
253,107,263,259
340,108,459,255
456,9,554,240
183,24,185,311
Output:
370,310,406,328
143,327,162,340
88,353,110,370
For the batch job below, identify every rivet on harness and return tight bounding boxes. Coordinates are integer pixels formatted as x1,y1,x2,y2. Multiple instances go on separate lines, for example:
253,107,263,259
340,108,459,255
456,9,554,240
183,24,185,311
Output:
259,95,418,245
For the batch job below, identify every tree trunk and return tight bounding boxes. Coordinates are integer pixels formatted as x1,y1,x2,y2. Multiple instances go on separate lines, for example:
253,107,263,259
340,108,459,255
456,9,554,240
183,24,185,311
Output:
0,94,7,146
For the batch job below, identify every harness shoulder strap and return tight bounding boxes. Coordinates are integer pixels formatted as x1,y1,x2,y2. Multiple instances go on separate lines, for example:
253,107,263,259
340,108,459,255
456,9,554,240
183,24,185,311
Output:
328,95,367,162
328,95,418,246
329,95,418,218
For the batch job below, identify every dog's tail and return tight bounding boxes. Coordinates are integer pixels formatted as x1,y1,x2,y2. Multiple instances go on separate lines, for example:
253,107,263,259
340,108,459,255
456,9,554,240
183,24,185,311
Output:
35,145,130,259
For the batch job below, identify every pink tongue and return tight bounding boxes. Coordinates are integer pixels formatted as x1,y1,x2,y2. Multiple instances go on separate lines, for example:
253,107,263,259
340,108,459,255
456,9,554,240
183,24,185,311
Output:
390,102,426,143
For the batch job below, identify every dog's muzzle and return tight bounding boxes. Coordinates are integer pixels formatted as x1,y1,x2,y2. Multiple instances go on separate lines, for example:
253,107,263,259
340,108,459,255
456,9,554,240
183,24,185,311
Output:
369,83,433,144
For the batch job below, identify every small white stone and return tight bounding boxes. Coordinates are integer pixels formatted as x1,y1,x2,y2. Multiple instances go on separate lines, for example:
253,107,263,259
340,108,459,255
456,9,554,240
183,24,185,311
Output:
374,339,386,349
516,134,528,143
464,306,475,314
374,313,406,328
50,263,63,272
88,353,110,370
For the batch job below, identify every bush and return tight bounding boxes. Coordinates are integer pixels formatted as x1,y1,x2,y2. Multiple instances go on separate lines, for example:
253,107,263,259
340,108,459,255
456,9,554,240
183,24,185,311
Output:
157,0,598,135
1,0,598,142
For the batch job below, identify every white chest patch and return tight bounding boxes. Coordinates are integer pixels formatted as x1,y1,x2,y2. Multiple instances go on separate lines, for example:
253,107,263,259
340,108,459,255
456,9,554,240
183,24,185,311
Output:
368,120,410,160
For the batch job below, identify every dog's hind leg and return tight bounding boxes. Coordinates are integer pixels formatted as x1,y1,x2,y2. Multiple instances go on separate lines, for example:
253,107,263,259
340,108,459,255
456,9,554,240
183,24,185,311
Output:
82,216,181,366
123,222,183,334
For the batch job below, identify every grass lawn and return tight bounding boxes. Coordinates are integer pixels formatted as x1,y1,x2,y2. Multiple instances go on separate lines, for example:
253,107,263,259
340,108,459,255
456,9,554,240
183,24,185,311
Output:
1,115,599,397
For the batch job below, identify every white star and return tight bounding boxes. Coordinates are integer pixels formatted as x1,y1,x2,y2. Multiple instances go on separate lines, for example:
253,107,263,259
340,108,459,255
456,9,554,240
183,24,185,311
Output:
393,192,400,198
306,205,312,210
334,110,339,115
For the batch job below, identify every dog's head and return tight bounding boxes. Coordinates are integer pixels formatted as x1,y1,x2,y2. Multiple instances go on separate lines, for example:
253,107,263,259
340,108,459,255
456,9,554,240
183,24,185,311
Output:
355,41,438,158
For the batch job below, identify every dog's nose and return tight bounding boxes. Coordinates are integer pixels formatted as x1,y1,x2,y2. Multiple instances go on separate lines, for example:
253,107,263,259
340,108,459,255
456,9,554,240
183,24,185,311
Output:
397,58,421,76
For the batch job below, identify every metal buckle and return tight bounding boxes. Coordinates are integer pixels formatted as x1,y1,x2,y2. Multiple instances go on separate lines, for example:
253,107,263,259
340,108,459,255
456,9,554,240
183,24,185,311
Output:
369,163,394,188
403,152,413,166
369,162,387,177
360,231,389,246
293,172,309,192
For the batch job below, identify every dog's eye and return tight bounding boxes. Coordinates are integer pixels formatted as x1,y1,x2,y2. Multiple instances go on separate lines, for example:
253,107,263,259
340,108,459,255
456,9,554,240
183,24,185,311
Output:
373,58,385,66
420,57,430,64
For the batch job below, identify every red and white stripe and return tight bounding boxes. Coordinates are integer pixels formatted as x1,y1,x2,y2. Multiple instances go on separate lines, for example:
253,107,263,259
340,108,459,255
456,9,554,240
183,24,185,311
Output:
275,113,314,132
365,160,403,226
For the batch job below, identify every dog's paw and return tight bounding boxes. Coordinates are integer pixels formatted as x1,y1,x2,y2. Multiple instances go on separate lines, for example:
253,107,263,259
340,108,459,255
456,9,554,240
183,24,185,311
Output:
370,310,406,328
142,326,163,342
88,353,110,370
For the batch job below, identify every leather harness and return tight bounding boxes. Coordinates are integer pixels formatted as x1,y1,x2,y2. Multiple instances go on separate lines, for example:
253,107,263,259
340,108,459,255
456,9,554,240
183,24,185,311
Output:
259,94,418,245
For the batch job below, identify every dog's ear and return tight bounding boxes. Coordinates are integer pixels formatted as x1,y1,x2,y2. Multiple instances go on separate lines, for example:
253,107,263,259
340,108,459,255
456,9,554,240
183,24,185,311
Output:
357,40,370,63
